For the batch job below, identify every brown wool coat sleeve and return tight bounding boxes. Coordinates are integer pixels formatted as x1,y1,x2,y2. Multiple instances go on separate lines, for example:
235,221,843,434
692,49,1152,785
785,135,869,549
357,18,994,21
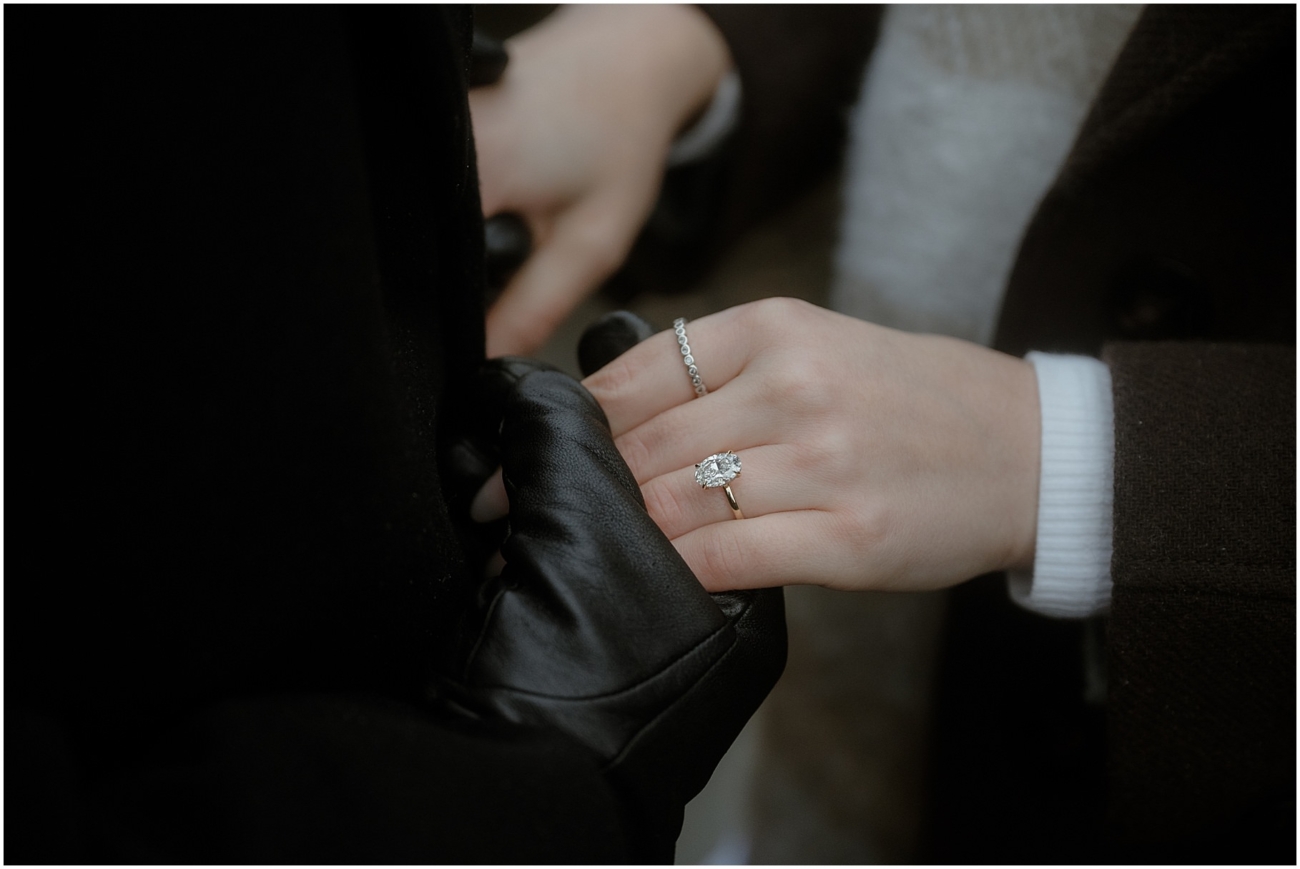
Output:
992,5,1295,856
1103,341,1296,853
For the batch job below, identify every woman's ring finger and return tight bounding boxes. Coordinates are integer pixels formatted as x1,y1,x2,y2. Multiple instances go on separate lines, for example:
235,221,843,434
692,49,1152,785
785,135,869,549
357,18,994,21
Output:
641,444,828,540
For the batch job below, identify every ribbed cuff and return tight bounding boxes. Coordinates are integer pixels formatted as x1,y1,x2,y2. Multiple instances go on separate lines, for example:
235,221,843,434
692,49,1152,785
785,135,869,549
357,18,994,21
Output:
1007,352,1114,619
666,69,742,167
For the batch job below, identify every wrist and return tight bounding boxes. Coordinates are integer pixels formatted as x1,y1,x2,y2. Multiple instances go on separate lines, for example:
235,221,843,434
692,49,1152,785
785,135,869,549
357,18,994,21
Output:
528,5,732,144
637,5,733,134
1005,355,1042,573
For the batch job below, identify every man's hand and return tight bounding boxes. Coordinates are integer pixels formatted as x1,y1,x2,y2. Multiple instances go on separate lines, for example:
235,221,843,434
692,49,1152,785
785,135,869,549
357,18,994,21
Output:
471,6,732,357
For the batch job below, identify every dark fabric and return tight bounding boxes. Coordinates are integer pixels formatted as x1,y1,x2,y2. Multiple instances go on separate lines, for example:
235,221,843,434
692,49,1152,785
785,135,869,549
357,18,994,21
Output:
1105,342,1296,862
920,573,1108,864
995,4,1296,356
4,5,589,861
9,698,626,864
9,2,475,730
8,6,783,863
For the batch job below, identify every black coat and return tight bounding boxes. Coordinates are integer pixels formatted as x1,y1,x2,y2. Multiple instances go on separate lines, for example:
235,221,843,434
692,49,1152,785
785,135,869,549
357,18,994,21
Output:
7,7,633,862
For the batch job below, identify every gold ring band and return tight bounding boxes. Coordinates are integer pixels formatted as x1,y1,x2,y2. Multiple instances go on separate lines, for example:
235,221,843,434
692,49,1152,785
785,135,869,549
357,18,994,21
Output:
723,485,744,520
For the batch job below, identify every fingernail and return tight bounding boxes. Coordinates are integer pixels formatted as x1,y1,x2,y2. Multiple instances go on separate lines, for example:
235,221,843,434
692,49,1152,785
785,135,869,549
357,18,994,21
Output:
470,468,509,523
484,550,506,579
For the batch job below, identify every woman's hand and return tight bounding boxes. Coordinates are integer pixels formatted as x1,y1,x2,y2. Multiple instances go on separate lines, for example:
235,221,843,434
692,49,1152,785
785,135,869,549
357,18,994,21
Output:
471,6,732,357
578,299,1042,593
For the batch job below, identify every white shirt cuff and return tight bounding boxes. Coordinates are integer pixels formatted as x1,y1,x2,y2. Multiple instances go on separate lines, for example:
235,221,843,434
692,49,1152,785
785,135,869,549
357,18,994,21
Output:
666,70,742,168
1007,352,1114,619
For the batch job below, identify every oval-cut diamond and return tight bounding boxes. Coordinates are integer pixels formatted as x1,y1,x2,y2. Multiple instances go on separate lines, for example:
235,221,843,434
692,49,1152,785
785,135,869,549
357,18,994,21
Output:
695,451,741,488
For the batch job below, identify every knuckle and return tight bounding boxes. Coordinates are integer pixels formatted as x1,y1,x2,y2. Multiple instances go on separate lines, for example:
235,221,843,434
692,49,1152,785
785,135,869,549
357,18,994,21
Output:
641,477,688,535
751,296,815,333
801,424,852,468
697,530,748,589
760,356,820,406
838,503,890,559
736,298,777,336
789,437,835,478
585,351,639,401
801,365,837,414
613,429,654,481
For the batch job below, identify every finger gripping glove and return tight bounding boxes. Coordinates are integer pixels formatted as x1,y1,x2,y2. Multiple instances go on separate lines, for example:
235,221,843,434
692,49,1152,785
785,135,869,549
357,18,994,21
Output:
438,359,786,862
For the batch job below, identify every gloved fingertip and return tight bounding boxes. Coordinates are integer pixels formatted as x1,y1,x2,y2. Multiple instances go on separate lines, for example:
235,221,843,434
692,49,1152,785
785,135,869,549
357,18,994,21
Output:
483,213,533,305
470,468,509,523
469,28,509,88
578,310,657,377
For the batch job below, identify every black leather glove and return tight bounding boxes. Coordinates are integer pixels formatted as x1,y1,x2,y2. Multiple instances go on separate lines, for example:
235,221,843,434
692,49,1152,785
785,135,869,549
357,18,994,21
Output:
577,310,658,376
437,315,785,862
